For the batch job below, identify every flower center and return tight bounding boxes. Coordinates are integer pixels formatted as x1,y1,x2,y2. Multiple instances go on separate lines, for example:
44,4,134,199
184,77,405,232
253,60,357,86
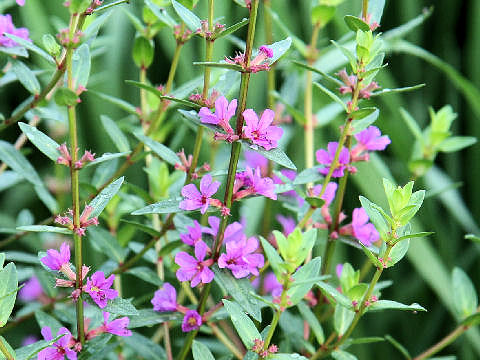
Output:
188,317,198,326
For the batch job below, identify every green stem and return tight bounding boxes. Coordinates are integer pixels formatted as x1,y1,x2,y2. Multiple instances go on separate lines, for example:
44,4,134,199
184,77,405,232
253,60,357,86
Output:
362,0,369,20
264,310,280,348
93,0,129,12
263,0,275,109
0,338,13,360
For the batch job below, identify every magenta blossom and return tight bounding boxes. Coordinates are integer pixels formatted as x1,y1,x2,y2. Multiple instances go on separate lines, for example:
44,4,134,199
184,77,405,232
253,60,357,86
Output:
37,327,77,360
151,283,177,312
40,242,70,271
203,216,244,244
179,174,221,214
84,271,118,308
244,151,268,177
336,264,344,279
233,166,277,201
181,310,202,332
242,109,283,150
316,142,350,177
175,241,214,287
218,237,264,278
0,14,30,47
312,182,338,206
101,312,132,337
252,272,282,297
276,215,296,236
18,276,44,301
351,208,379,246
199,96,237,135
22,335,38,346
16,0,25,5
351,126,391,161
180,220,203,246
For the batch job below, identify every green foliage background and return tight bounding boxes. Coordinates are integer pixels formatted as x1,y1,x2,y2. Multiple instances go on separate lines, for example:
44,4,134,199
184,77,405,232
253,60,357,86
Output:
1,0,479,358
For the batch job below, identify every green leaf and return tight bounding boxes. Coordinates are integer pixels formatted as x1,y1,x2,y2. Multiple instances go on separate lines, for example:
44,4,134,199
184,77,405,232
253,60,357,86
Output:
343,336,385,347
351,109,380,134
171,0,201,31
103,297,139,316
350,107,377,120
306,197,325,208
291,61,342,86
72,44,91,89
132,198,182,215
331,350,358,360
334,305,355,336
4,34,55,65
100,115,130,153
42,34,61,57
359,242,382,268
223,300,261,348
126,267,163,286
128,309,182,328
88,227,128,263
18,122,60,162
121,220,162,238
192,341,215,360
293,166,323,185
384,335,412,360
132,36,154,68
34,184,59,214
123,332,166,360
159,240,184,257
316,281,352,308
368,300,426,312
35,310,62,335
370,84,426,97
288,257,321,306
243,142,296,170
134,133,180,166
298,301,324,344
311,5,336,26
461,313,480,327
385,239,410,267
259,236,285,281
215,18,249,40
89,90,138,115
465,234,480,244
265,7,307,57
0,140,42,185
213,266,262,321
84,152,131,168
438,136,477,153
0,337,15,360
161,96,201,109
268,37,292,64
399,107,423,142
392,232,434,245
270,355,308,360
88,177,124,218
193,61,244,72
452,267,478,319
313,82,347,112
16,225,71,235
0,263,17,327
359,196,389,239
144,0,177,28
0,46,28,57
54,88,79,107
11,60,41,95
15,334,66,360
0,255,4,269
6,251,39,265
344,15,371,32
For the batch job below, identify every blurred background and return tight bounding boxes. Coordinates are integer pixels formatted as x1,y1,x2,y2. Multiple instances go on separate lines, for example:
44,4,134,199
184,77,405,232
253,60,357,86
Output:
1,0,479,358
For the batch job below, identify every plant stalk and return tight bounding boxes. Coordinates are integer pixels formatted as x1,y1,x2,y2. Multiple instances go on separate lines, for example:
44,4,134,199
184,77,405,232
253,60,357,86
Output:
0,338,13,360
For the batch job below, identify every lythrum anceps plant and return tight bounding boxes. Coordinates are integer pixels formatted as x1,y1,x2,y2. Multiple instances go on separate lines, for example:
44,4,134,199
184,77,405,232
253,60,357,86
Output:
0,0,479,359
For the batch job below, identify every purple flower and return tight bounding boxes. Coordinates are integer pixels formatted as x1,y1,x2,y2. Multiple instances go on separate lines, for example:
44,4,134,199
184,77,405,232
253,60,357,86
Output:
253,272,282,297
22,335,38,346
218,237,264,278
233,166,277,201
276,215,296,236
84,271,118,308
151,283,177,312
180,220,203,246
37,327,77,360
40,242,70,271
312,182,338,206
203,216,244,244
179,174,221,214
242,109,283,150
102,312,132,337
352,126,391,161
199,96,237,134
18,276,43,301
181,310,202,332
244,151,268,176
16,0,26,6
175,241,214,287
316,142,350,178
0,14,30,47
336,264,344,279
351,208,379,246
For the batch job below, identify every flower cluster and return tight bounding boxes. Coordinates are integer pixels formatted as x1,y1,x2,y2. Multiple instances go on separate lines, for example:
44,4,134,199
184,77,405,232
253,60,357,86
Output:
54,205,99,236
38,327,77,360
251,338,279,358
233,166,277,201
175,149,211,179
0,14,31,47
57,144,95,169
179,174,226,214
337,69,380,99
196,20,225,39
40,242,118,308
226,45,274,73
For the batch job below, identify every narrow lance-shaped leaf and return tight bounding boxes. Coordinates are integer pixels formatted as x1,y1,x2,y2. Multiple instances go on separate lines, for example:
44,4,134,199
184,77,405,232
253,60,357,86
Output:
16,225,71,235
214,18,249,40
11,60,41,95
100,115,130,153
0,262,17,327
132,198,183,215
4,33,55,65
134,133,180,166
18,122,60,162
222,300,261,348
0,140,42,185
171,0,201,31
88,177,124,218
243,142,296,170
192,341,215,360
452,267,478,319
72,43,91,89
313,82,348,112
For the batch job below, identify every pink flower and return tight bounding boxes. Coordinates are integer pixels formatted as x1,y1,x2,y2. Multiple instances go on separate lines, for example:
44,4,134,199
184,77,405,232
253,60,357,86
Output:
276,215,296,236
54,205,98,236
175,241,214,287
316,142,350,178
179,174,221,214
244,151,268,177
203,216,244,244
0,14,30,47
180,220,203,246
22,335,38,346
18,276,43,301
101,312,132,337
37,327,77,360
181,310,202,332
218,237,264,278
242,109,283,150
336,264,344,279
151,283,177,312
352,126,391,161
84,271,118,308
16,0,26,6
233,166,277,201
312,182,338,206
199,96,237,135
252,272,282,297
41,242,70,271
351,208,379,246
